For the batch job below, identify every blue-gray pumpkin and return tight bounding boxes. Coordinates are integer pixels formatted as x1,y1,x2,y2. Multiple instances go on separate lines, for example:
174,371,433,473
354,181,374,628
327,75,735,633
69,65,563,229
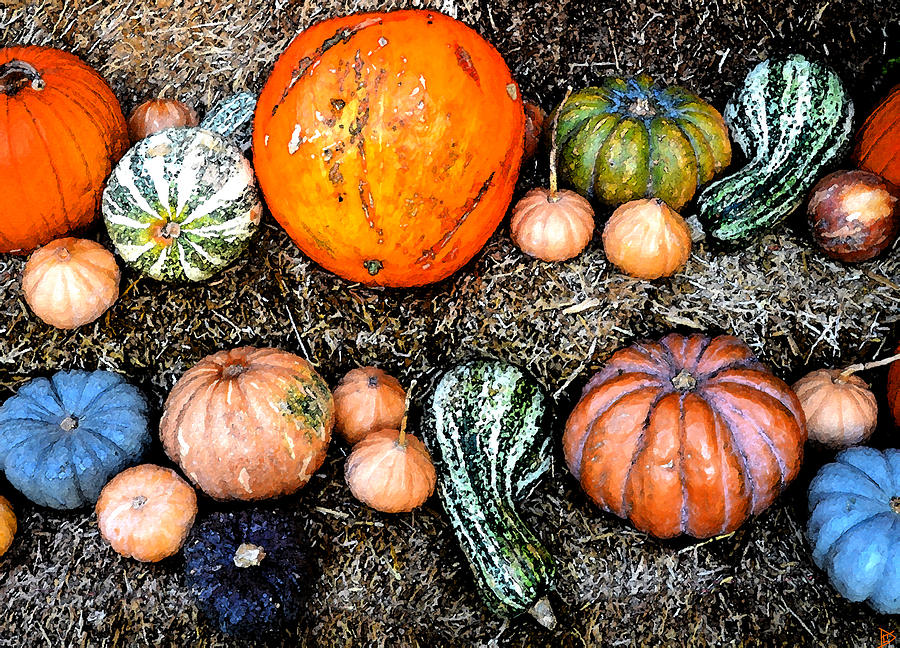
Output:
808,446,900,614
0,370,150,509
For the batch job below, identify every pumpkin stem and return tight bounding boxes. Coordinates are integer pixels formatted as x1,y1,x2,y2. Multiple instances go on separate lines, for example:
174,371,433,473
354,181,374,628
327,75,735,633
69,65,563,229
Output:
628,97,656,118
233,542,266,568
397,380,415,448
59,415,79,431
548,86,573,200
55,246,72,262
838,352,900,381
671,370,697,392
0,60,45,96
891,497,900,514
158,221,181,240
222,363,247,379
131,495,147,510
528,596,557,629
363,259,383,276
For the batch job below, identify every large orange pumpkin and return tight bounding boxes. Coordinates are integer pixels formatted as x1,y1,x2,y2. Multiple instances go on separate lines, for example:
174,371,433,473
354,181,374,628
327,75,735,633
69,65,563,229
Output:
853,84,900,186
253,10,525,286
159,347,334,501
0,46,129,254
564,333,807,539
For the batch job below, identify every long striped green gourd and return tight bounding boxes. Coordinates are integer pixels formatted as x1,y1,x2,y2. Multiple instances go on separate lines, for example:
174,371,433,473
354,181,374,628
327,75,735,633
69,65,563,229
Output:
102,96,261,282
425,360,556,628
696,55,854,241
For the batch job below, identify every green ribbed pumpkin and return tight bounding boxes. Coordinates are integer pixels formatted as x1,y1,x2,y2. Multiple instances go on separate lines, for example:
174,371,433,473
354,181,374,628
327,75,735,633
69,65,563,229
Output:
552,75,732,210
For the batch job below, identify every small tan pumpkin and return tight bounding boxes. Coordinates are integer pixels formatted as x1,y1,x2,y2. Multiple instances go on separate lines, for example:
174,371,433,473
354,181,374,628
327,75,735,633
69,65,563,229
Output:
127,98,198,142
22,237,120,329
793,369,878,449
510,188,595,261
603,198,692,279
96,464,197,562
345,427,436,513
333,367,406,445
0,495,15,557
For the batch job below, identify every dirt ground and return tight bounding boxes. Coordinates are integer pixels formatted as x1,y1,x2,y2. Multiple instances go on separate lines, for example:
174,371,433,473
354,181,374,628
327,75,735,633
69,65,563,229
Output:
2,0,900,646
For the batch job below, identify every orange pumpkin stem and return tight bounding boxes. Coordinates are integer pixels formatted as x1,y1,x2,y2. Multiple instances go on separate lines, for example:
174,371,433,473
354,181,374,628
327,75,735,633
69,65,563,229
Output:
548,86,573,200
397,380,415,448
0,60,45,95
838,352,900,381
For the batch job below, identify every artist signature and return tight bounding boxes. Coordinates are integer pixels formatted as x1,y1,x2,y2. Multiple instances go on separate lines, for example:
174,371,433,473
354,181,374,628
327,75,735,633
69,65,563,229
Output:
880,628,897,648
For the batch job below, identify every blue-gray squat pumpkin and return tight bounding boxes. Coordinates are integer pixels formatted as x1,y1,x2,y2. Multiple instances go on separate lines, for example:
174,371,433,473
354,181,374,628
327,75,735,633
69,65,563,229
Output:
184,509,312,637
808,446,900,614
0,370,150,509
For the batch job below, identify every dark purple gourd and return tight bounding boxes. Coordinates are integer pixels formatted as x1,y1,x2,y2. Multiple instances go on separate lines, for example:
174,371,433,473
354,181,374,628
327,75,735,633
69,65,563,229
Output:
184,509,313,637
0,370,149,509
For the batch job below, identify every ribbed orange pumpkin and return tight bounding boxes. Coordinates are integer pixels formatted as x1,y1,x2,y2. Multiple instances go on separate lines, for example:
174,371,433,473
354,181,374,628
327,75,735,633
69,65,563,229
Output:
0,46,129,254
564,333,807,539
0,495,15,557
253,10,524,286
160,347,334,501
853,85,900,186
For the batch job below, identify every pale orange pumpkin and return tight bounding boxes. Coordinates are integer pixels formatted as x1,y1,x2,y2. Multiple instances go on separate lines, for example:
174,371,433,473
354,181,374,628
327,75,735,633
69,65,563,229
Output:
333,367,406,445
0,495,15,557
345,427,436,513
160,347,334,500
510,188,594,261
792,369,877,449
603,198,692,279
96,464,197,562
22,237,120,329
127,98,199,142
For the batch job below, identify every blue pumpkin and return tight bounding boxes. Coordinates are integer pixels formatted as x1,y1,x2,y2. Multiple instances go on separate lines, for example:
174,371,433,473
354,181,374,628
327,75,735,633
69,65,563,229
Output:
807,446,900,614
0,370,150,509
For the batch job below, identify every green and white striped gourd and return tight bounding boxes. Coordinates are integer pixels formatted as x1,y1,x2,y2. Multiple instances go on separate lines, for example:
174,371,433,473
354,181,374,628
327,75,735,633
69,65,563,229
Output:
696,55,854,241
200,92,256,153
102,96,261,282
425,360,556,628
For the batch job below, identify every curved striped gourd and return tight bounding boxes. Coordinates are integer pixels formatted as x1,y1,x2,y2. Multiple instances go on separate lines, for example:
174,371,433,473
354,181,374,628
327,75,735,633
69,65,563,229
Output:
697,55,854,241
200,92,256,153
103,126,261,282
425,360,556,627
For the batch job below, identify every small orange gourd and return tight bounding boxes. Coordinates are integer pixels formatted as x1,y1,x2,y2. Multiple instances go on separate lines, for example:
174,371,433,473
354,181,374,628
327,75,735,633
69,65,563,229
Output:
127,97,199,142
22,237,120,329
602,198,692,279
345,396,436,513
793,369,878,449
96,464,197,562
0,495,15,556
511,87,595,262
332,367,406,445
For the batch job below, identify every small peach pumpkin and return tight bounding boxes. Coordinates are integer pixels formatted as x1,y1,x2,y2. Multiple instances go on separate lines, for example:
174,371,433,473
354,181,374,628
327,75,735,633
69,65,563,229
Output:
345,427,436,513
160,347,334,500
127,98,198,142
22,237,120,329
0,495,15,556
333,367,406,445
96,464,197,562
603,198,691,279
792,369,878,449
510,188,595,261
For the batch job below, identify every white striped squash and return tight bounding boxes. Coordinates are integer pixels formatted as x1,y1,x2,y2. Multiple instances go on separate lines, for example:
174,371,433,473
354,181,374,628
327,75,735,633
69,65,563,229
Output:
102,128,261,282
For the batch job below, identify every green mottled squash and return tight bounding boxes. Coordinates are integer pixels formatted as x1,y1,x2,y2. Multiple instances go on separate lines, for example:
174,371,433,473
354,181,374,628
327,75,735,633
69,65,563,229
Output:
551,75,731,209
697,55,854,241
103,97,261,282
425,360,556,628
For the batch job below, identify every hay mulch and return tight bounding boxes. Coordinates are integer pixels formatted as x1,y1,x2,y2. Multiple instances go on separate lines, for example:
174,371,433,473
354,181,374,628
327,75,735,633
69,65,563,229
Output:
1,0,899,646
